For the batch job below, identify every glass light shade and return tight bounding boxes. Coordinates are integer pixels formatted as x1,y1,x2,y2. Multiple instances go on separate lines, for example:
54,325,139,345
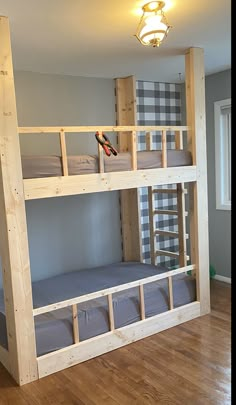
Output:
139,14,168,45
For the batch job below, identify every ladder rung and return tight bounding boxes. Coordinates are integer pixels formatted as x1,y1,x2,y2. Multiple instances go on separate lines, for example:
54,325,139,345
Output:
156,250,179,258
154,210,178,216
153,188,177,194
154,230,179,238
156,250,190,260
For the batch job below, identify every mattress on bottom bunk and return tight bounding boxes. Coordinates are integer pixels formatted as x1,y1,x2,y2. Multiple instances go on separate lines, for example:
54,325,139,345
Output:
0,262,196,357
21,150,192,179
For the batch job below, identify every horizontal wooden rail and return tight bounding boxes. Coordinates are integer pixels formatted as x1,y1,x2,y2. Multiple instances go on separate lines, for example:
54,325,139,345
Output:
33,264,195,316
37,302,201,378
23,166,197,200
153,188,188,194
154,230,189,239
18,125,189,134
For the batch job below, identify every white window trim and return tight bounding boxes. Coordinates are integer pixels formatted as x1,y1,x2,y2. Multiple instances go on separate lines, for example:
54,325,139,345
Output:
214,98,231,211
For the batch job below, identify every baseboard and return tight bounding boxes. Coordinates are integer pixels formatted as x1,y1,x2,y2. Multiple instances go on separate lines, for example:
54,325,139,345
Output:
214,275,231,284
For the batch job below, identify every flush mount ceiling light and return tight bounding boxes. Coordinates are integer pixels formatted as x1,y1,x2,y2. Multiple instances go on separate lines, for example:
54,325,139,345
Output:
135,1,172,47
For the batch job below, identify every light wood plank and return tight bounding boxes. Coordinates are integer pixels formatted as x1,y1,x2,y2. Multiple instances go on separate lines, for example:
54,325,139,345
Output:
154,209,179,216
131,131,137,170
97,131,104,173
59,130,68,176
0,16,38,385
156,250,180,259
19,125,189,134
37,302,201,378
146,132,156,265
72,305,79,344
33,265,195,316
139,285,145,320
185,48,210,315
107,294,115,331
24,167,197,201
154,229,179,238
168,277,174,310
162,130,167,168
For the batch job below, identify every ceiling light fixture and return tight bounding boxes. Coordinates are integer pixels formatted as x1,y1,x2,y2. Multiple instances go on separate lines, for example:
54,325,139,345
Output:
135,1,172,47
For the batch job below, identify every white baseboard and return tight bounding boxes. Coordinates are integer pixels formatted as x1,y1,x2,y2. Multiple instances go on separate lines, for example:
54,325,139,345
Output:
214,275,231,284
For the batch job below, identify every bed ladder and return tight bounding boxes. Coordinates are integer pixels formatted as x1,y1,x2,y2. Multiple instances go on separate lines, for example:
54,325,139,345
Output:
146,132,188,267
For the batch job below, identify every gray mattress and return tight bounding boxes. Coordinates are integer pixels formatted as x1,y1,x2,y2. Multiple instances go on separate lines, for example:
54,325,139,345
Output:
0,262,196,357
21,150,192,179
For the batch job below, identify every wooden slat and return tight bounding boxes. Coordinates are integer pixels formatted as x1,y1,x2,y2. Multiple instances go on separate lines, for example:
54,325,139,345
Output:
72,304,79,344
168,277,174,310
59,130,68,176
97,131,104,173
162,130,167,168
19,125,189,134
0,16,38,385
155,250,179,259
24,166,197,201
153,188,177,194
146,132,155,265
185,48,210,315
131,131,137,170
154,229,179,238
37,302,201,378
107,294,115,331
139,285,145,320
154,209,179,216
33,265,195,316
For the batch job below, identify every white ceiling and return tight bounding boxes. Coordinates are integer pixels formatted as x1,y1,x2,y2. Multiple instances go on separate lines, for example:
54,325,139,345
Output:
0,0,231,83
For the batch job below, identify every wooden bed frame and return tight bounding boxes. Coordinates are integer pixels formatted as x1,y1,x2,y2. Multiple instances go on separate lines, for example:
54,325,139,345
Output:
0,15,210,386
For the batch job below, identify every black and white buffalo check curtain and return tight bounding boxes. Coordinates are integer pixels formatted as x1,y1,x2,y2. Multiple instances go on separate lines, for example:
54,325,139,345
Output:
136,81,182,268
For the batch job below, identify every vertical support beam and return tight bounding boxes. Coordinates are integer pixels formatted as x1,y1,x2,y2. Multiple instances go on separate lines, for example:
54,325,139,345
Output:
72,305,80,343
0,16,38,384
146,132,156,265
185,48,210,315
175,131,187,267
107,294,115,331
115,76,142,261
97,131,105,173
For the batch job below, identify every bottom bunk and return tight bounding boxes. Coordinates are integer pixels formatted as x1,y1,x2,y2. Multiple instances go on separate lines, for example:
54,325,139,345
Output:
0,261,196,359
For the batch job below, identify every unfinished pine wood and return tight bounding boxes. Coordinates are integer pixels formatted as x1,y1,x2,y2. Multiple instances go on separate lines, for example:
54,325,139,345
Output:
97,131,105,173
37,302,200,378
0,280,231,404
72,305,79,344
146,132,156,265
23,166,197,200
116,76,142,262
33,265,195,316
59,130,68,176
139,285,145,320
168,277,174,310
185,48,210,315
161,130,167,168
156,250,180,259
0,16,38,385
175,131,187,267
19,125,189,134
107,294,115,331
131,131,137,170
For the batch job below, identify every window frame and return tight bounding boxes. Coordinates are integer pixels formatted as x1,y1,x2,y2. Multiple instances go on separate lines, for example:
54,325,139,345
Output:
214,98,231,211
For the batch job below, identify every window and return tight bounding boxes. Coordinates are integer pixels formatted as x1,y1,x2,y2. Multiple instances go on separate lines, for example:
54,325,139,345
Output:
214,98,231,210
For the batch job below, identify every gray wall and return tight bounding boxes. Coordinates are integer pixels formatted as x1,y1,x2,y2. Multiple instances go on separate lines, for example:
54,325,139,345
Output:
0,71,122,288
181,69,231,278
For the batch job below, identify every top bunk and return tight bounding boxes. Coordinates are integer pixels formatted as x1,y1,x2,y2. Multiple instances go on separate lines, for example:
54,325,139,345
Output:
19,125,197,200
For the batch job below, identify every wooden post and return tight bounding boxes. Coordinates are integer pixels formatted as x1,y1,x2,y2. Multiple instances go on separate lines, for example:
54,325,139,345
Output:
185,48,210,315
146,132,156,265
0,16,38,384
115,76,142,261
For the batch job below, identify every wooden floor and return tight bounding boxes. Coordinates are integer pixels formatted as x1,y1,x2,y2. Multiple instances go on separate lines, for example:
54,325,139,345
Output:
0,280,231,404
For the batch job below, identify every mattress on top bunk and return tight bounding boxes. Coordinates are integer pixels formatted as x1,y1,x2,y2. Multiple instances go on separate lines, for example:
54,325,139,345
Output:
0,262,196,357
21,150,192,179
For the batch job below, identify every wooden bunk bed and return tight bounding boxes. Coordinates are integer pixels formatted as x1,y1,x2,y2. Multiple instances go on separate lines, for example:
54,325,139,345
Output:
0,15,210,386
